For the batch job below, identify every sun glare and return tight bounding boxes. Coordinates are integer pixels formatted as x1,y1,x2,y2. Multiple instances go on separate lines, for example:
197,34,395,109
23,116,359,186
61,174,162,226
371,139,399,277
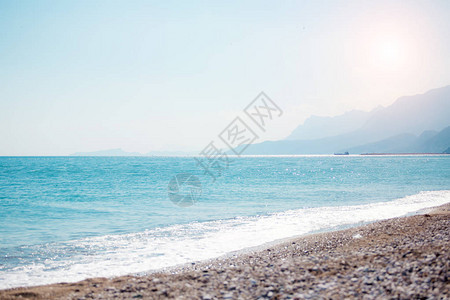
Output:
379,40,401,63
372,36,408,71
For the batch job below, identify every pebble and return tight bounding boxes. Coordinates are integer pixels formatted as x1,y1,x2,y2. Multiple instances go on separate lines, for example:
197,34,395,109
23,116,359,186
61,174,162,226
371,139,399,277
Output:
1,206,449,300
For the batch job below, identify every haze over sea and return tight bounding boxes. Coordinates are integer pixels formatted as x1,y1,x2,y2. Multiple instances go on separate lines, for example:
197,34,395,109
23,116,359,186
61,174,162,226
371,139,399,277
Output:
0,155,449,289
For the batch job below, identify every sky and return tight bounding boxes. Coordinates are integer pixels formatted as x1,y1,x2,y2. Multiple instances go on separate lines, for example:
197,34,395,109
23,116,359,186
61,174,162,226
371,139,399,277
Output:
1,0,450,155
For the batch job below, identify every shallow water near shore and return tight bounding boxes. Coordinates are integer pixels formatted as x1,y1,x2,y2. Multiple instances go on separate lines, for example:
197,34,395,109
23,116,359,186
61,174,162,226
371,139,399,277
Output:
1,155,449,289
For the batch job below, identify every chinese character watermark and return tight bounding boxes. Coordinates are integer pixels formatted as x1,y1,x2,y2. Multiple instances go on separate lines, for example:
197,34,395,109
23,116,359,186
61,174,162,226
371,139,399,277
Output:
219,117,259,155
168,92,282,207
194,142,230,182
244,92,283,131
168,173,202,207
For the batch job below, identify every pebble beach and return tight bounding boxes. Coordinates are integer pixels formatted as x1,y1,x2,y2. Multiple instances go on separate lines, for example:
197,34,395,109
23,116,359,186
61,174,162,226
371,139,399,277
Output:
1,203,449,299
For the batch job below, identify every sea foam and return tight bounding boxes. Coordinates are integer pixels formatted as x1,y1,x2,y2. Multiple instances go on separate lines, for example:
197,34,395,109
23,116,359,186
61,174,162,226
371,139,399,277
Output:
1,190,449,289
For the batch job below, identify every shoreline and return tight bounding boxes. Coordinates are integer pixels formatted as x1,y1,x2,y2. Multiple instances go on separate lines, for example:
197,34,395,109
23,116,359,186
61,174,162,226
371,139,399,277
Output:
1,203,449,299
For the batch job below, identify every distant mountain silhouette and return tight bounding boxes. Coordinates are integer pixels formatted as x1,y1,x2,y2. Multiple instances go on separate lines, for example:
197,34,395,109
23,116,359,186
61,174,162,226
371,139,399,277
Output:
344,127,450,154
341,133,418,154
416,126,450,153
235,85,450,154
356,86,450,139
286,107,382,140
71,148,143,156
71,148,195,156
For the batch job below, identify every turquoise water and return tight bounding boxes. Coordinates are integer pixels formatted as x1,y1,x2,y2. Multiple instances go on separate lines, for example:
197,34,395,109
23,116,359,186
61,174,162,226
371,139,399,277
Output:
0,155,449,288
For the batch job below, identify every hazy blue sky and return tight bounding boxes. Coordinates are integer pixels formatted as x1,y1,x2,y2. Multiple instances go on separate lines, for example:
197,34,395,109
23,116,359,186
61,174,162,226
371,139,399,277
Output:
1,0,450,155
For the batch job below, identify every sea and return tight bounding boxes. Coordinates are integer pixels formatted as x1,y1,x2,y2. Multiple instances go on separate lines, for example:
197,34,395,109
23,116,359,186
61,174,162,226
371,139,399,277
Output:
0,155,449,289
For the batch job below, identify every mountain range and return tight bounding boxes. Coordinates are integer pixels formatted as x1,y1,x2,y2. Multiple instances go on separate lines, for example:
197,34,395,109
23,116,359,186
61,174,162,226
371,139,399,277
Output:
236,85,450,154
72,85,450,156
71,149,195,156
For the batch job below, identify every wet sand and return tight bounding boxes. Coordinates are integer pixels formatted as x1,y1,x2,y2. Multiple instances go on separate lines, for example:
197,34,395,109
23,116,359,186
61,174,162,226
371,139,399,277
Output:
1,203,449,299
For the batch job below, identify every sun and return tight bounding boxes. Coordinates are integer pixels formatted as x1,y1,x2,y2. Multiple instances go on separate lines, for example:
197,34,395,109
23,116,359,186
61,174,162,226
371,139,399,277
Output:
379,40,401,64
372,36,407,71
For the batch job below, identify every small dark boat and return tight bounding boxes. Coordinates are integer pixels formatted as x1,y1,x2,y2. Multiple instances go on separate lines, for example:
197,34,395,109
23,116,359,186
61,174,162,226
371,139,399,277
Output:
334,151,349,155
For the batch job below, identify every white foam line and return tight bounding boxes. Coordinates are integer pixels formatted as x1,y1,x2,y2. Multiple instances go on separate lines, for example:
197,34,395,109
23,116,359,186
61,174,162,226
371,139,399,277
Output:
1,190,449,289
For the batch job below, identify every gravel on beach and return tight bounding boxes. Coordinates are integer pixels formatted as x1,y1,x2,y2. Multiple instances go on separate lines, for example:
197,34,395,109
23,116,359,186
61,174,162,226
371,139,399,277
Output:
1,203,449,299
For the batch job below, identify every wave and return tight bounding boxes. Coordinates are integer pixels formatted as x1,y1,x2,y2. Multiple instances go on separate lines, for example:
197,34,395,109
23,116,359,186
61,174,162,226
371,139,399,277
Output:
1,190,449,289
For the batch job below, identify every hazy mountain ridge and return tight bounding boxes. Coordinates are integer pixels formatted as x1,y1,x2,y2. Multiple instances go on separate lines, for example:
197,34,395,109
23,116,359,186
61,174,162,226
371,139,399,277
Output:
238,85,450,154
343,126,450,154
357,86,450,139
71,149,195,156
286,107,382,140
73,86,450,156
416,126,450,153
